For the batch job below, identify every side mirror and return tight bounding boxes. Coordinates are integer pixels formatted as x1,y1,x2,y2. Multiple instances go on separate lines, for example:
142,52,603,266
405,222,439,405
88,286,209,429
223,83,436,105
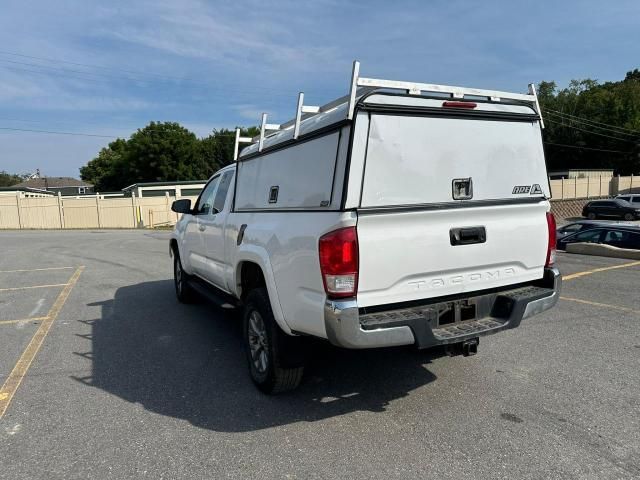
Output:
171,199,192,214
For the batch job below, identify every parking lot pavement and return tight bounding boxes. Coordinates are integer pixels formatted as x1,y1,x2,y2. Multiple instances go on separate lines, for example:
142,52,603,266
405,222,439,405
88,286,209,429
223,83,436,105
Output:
0,231,639,480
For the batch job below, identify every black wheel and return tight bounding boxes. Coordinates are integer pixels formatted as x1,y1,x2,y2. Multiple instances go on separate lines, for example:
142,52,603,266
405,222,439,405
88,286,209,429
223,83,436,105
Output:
587,212,597,220
243,288,304,394
173,250,196,303
623,213,634,221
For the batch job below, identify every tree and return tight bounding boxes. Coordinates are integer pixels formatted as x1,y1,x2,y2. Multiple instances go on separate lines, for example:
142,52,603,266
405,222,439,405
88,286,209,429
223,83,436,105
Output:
0,171,23,187
199,126,260,174
80,138,128,191
538,68,640,174
80,122,259,190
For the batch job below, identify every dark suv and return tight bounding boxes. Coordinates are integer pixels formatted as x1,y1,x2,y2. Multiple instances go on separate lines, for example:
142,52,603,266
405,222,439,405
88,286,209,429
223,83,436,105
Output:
582,199,640,221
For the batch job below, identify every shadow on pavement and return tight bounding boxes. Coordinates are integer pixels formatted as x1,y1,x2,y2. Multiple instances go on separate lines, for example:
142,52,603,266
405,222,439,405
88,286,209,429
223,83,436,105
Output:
74,280,441,432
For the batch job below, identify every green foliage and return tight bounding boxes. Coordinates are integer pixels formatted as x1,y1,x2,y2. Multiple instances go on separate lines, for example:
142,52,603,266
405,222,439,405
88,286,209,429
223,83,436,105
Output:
539,68,640,174
80,122,257,191
0,171,24,187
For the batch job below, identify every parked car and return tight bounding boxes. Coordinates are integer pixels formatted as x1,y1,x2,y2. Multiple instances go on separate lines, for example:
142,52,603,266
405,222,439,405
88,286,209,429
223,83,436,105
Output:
557,225,640,251
582,199,640,221
556,220,633,240
616,194,640,206
170,62,561,393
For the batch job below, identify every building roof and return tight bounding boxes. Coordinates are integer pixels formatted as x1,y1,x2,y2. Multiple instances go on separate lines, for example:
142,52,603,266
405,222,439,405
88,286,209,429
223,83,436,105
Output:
0,186,54,195
122,180,207,191
13,177,93,189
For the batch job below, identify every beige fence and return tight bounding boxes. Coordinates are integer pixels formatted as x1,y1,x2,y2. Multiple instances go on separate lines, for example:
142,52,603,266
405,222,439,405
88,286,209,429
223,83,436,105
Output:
0,193,198,230
549,175,638,200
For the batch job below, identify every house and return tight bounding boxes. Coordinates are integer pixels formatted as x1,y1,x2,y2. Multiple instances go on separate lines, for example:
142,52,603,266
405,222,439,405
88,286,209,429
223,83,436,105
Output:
122,180,206,198
12,177,94,196
0,186,54,198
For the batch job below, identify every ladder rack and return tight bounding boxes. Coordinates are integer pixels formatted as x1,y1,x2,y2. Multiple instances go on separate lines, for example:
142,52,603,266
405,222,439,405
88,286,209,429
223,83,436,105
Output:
234,60,544,160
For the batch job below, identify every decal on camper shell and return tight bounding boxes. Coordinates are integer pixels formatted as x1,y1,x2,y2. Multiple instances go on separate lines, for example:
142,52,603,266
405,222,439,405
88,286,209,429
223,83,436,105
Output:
512,184,544,195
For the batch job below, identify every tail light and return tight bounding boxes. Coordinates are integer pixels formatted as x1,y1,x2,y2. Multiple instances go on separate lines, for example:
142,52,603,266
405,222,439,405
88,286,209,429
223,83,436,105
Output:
319,227,358,298
546,212,557,267
442,101,477,109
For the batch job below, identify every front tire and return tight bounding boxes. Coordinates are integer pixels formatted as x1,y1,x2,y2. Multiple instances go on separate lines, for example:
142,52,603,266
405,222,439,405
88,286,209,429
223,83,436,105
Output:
173,251,196,303
243,288,304,394
587,212,597,220
623,213,634,221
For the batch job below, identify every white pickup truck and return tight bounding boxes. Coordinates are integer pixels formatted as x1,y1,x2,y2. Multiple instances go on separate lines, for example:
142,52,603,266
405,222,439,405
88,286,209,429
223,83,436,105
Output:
170,62,561,393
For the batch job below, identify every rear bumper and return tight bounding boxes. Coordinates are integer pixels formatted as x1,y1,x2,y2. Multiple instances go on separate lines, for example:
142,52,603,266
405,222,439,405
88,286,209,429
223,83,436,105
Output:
324,267,561,349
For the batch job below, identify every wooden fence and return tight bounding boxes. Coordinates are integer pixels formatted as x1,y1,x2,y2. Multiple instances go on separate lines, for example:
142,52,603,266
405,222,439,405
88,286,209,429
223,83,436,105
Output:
0,193,198,230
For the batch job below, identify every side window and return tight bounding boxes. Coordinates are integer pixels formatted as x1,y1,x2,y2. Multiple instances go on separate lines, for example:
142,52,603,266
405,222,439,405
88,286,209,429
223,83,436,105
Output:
212,171,234,213
631,197,640,204
562,224,582,233
572,229,603,243
194,176,219,215
604,230,625,243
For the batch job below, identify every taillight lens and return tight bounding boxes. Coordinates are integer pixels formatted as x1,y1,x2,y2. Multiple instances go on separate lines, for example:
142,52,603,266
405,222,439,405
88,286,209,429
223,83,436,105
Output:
442,101,477,109
546,212,557,267
319,227,358,298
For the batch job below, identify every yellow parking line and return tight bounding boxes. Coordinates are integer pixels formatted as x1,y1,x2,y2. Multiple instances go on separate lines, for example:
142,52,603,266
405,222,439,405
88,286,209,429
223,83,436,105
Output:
563,260,640,281
0,317,48,326
0,266,84,419
0,283,67,292
0,267,74,274
560,296,640,315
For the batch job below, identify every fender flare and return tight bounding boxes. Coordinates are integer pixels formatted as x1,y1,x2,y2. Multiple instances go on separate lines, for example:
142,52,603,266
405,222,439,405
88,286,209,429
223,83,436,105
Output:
234,245,292,334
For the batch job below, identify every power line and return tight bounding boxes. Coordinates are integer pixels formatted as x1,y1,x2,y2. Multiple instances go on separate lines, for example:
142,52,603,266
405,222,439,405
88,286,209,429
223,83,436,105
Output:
0,126,246,139
543,142,632,154
0,127,117,138
545,113,640,141
545,118,638,143
0,52,307,98
545,108,640,135
0,49,195,83
545,111,639,138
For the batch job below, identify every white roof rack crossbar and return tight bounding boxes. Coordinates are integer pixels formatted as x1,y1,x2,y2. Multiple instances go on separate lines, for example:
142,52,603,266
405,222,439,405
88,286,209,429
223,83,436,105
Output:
294,92,320,139
234,128,253,161
258,113,281,152
528,83,544,129
355,75,536,104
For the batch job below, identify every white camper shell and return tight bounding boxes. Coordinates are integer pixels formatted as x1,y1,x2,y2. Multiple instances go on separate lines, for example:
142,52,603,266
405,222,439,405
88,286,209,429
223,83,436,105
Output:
171,61,561,393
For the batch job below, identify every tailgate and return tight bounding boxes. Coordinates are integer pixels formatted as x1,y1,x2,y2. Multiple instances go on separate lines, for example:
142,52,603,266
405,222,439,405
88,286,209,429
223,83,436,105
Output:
354,111,550,308
356,203,548,307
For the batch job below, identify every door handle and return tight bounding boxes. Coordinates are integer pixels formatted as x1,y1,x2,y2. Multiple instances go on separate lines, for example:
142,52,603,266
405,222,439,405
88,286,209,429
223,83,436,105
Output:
450,226,486,246
198,224,206,232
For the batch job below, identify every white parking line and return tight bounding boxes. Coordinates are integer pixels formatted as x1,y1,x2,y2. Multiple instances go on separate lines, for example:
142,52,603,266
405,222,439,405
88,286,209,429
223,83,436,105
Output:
0,267,74,274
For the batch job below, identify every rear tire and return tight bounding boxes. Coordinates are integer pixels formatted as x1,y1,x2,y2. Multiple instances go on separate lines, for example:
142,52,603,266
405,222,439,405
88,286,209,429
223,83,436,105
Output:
173,251,196,304
587,212,597,220
623,213,634,221
243,288,304,394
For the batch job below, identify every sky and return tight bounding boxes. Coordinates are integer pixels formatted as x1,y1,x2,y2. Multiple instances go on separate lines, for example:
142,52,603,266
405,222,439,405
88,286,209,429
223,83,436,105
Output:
1,0,639,178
